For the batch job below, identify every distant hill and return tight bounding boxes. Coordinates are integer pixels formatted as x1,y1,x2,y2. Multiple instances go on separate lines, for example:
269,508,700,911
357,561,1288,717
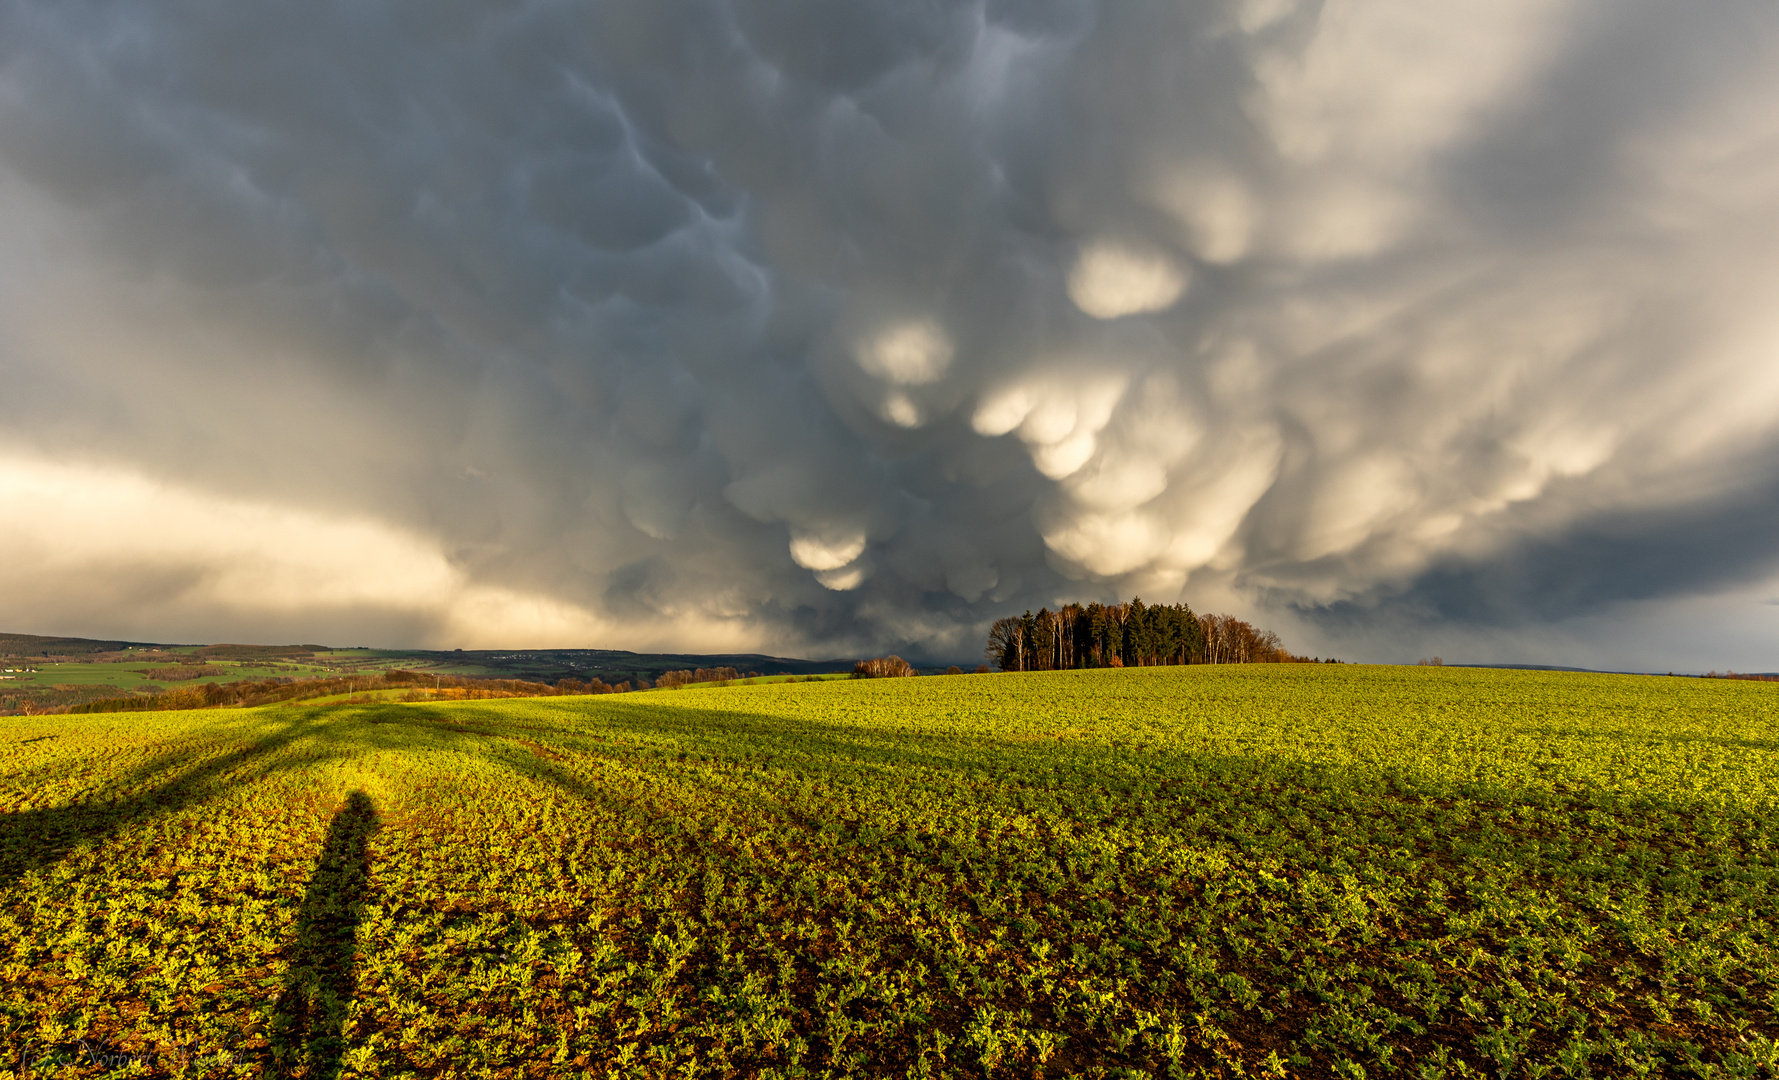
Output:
0,631,855,683
387,647,854,684
193,643,325,660
0,632,164,656
1454,662,1779,678
1452,663,1604,673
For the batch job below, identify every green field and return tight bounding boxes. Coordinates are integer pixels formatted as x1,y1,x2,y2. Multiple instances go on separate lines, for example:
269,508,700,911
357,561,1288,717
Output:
0,634,858,716
1,660,334,687
2,666,1776,1077
0,652,341,715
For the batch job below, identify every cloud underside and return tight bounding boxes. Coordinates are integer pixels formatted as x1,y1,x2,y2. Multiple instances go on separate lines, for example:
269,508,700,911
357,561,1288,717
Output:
1,0,1777,660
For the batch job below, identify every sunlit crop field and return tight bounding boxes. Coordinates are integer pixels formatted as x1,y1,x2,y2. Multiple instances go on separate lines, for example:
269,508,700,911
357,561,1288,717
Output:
3,666,1777,1078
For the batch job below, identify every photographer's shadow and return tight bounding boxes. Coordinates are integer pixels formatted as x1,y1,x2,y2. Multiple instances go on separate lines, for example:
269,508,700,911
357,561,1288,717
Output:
268,791,378,1079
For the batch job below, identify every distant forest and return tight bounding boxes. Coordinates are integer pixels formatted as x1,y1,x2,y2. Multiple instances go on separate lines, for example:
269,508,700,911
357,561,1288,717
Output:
985,598,1328,672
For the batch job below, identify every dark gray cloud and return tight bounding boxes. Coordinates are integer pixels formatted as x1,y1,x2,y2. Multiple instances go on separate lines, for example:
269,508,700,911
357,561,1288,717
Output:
2,0,1778,664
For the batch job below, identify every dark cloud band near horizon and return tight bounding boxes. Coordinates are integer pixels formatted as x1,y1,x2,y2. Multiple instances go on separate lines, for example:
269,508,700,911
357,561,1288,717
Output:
2,0,1778,670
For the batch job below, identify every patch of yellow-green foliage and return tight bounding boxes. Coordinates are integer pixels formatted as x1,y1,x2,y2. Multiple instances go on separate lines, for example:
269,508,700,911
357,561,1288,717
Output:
2,665,1777,1078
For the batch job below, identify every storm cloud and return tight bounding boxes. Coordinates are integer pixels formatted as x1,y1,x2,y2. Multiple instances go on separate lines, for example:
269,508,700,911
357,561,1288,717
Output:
2,0,1778,666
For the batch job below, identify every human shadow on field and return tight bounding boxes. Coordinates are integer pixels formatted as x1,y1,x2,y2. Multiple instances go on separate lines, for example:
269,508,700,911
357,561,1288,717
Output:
0,716,333,891
268,790,378,1080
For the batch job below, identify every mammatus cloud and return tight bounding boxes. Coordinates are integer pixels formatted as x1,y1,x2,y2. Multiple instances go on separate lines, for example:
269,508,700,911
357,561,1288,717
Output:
1066,242,1188,320
1,0,1778,665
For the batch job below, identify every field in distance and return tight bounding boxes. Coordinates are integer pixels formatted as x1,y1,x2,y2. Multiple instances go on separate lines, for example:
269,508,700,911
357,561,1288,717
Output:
0,632,854,715
3,665,1776,1077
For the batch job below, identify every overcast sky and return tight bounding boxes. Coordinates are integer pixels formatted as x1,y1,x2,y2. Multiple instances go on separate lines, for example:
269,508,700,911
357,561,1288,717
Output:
2,0,1778,670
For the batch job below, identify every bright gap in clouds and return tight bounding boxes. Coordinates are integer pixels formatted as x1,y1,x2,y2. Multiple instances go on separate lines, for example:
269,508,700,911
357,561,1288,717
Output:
0,453,758,652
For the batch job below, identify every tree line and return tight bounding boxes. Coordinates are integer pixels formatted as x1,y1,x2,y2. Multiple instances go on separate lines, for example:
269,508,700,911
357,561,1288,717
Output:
653,667,748,688
853,656,916,678
67,669,636,714
985,598,1325,672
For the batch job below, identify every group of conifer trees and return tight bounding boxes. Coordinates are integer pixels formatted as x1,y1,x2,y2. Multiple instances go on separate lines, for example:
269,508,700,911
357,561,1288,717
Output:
985,598,1312,672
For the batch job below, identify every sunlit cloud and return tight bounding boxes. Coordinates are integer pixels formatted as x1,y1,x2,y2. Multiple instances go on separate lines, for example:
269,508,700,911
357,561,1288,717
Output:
1066,242,1189,320
0,453,758,651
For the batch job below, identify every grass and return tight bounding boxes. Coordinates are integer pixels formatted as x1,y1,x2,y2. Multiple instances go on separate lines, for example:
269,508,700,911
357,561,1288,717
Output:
0,663,170,687
1,665,1777,1077
1,661,334,690
1,656,400,717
